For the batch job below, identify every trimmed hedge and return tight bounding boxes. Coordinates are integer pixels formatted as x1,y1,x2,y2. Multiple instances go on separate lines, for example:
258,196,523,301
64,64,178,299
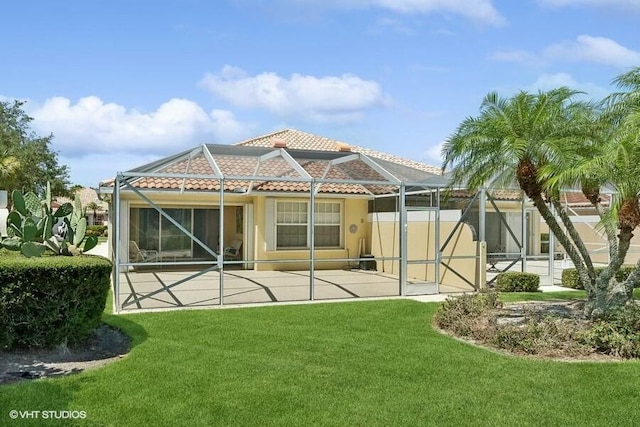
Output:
496,272,540,292
561,266,638,289
87,225,108,237
0,254,112,349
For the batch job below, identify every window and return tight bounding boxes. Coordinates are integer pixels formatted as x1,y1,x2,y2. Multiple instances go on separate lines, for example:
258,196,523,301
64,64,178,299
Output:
276,201,308,248
274,201,342,249
161,208,192,252
314,202,341,247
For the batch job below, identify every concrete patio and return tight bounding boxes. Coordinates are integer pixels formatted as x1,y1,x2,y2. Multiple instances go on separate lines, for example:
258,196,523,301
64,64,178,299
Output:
116,268,476,311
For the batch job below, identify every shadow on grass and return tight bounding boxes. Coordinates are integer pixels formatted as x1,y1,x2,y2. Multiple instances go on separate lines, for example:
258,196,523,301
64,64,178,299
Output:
101,313,148,349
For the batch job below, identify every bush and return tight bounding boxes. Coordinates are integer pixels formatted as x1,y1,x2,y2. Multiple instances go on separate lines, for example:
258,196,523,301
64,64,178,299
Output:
434,290,501,338
87,225,108,237
0,255,112,349
581,304,640,358
496,272,540,292
561,266,637,289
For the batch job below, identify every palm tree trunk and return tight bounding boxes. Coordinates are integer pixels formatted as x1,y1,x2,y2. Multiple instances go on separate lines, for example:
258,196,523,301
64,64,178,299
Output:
586,228,633,317
532,197,594,294
551,199,595,278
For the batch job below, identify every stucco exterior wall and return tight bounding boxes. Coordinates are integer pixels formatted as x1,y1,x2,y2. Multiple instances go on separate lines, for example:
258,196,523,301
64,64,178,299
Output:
253,195,370,271
369,210,479,288
541,215,640,265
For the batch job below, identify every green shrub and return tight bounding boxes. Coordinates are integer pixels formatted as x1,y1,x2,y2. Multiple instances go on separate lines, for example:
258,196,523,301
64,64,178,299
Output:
561,266,637,289
0,255,112,349
434,290,501,337
496,272,540,292
581,304,640,358
87,225,108,237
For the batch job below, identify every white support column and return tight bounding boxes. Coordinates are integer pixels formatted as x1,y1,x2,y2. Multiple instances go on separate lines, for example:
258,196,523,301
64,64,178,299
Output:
548,202,556,284
479,187,487,242
435,188,441,292
113,175,121,314
309,181,316,301
521,193,527,272
399,184,407,296
219,179,225,306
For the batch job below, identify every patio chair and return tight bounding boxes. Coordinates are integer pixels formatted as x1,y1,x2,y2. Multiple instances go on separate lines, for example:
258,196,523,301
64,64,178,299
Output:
224,239,243,261
129,240,158,263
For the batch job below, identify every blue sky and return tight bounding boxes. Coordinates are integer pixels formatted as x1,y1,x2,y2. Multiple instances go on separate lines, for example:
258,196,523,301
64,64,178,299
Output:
1,0,639,186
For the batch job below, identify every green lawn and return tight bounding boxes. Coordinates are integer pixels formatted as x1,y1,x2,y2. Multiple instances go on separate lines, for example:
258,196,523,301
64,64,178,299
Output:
2,294,640,426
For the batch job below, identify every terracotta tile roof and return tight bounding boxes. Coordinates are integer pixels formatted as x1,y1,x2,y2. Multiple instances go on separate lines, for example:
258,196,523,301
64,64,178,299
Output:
447,189,523,201
116,129,443,195
236,129,443,175
562,192,611,208
54,187,107,211
446,188,612,207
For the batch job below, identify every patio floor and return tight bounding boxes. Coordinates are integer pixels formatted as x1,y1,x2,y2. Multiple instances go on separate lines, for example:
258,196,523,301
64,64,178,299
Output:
117,268,474,311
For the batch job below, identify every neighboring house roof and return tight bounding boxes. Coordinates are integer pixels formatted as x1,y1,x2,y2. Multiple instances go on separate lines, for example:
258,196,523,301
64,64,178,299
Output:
55,187,107,212
447,189,523,201
116,129,446,196
446,188,612,207
562,192,611,208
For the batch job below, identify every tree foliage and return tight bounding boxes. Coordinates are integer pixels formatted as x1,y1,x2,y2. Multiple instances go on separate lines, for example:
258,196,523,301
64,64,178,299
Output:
442,67,640,318
0,100,69,197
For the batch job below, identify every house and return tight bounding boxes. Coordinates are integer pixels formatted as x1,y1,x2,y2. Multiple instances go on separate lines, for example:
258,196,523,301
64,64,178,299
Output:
54,187,109,226
100,129,494,310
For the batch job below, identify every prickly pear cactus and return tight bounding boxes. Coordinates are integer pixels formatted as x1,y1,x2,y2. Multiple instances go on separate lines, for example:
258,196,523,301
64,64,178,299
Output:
1,183,98,257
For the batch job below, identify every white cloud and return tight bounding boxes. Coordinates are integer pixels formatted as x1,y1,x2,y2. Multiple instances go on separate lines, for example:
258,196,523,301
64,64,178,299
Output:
60,152,162,187
27,96,252,157
200,65,386,123
528,73,611,100
422,141,445,166
374,0,505,25
544,35,640,67
492,35,640,69
376,17,415,35
491,49,543,66
272,0,505,25
538,0,640,9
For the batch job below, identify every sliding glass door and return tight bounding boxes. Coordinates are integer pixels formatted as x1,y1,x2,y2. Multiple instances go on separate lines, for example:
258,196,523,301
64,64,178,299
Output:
130,207,220,261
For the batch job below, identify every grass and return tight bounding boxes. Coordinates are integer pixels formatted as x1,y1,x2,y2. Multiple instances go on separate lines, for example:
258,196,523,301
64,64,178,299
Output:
2,294,640,426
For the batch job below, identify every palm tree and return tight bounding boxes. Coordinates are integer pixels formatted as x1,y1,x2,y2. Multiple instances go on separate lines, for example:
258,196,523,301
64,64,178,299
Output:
442,87,614,316
0,150,19,188
541,68,640,316
86,201,100,226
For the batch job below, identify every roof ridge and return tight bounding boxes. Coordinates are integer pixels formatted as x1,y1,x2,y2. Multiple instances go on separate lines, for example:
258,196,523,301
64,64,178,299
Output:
232,128,442,174
234,129,292,146
350,144,442,175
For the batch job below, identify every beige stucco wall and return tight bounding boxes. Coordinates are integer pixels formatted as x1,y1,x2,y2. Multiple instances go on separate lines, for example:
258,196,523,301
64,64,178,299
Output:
252,195,369,271
541,216,640,265
112,191,488,285
369,211,479,288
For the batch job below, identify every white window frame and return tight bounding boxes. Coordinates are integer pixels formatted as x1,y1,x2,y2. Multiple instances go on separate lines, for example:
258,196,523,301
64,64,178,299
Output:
271,199,343,250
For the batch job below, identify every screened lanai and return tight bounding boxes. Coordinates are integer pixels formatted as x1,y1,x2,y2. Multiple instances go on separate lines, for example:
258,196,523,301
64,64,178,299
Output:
102,139,494,312
102,127,601,313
